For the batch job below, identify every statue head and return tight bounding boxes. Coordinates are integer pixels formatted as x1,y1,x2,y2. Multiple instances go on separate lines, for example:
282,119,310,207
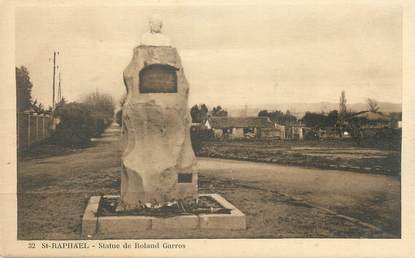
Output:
140,14,171,46
149,14,163,34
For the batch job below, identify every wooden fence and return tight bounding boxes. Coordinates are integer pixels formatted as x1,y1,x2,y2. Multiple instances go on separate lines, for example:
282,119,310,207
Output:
17,112,53,151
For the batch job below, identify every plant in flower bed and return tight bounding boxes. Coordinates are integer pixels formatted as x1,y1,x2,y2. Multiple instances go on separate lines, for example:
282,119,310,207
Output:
98,196,231,218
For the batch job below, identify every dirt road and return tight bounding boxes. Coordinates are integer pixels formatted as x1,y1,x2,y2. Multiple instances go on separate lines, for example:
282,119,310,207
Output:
197,158,400,235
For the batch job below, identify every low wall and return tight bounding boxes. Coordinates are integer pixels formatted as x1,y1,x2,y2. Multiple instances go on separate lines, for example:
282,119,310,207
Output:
17,112,53,151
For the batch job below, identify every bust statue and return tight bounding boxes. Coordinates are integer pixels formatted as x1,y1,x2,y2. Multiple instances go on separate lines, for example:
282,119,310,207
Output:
140,14,171,46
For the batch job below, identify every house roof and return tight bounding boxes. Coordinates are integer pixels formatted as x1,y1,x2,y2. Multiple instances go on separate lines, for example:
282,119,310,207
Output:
208,116,274,129
354,111,390,121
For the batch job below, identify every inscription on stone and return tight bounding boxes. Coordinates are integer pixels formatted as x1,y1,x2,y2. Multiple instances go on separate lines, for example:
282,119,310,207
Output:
177,173,193,183
139,64,177,93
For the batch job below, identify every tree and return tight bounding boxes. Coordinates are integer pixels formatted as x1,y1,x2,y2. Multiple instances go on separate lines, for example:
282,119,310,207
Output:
115,94,127,127
31,98,50,114
283,110,297,125
190,104,209,123
269,110,284,124
211,105,228,117
327,110,338,127
81,90,116,136
258,110,296,125
339,90,347,115
190,105,201,123
31,99,42,113
389,112,402,121
199,104,209,121
16,66,33,112
82,90,115,121
367,98,380,113
258,110,269,117
337,90,348,136
302,112,327,128
55,97,67,110
389,112,402,128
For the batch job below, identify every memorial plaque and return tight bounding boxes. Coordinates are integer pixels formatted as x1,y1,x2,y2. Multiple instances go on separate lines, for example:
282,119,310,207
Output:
139,64,177,93
178,173,193,183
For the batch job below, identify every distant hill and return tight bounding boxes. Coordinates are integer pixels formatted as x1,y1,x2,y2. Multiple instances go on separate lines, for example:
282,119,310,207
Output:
227,102,402,118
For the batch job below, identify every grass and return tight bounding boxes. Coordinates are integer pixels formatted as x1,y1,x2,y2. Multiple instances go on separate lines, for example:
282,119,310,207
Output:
195,139,401,177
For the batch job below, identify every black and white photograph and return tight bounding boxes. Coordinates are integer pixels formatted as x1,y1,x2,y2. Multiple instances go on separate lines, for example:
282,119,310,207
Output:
2,0,415,257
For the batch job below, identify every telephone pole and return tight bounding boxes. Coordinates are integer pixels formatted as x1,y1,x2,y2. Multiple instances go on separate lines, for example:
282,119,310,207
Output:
58,72,62,103
52,51,59,110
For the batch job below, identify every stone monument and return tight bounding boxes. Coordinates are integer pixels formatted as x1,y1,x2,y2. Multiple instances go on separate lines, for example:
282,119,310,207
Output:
81,16,246,238
120,15,197,209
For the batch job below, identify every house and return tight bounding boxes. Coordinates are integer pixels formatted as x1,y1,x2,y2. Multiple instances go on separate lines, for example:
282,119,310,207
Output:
352,111,391,128
205,116,276,139
261,124,286,139
285,124,304,140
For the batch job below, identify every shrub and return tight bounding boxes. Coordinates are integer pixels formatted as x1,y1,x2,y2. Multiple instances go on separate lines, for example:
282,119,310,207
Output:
190,126,213,153
51,102,94,147
358,128,401,150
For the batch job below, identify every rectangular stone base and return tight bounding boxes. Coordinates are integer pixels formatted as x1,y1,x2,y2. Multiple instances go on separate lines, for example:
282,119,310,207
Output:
82,194,246,239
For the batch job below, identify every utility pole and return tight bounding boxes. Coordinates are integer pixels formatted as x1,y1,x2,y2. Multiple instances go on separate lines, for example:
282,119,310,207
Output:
58,72,62,103
52,51,59,110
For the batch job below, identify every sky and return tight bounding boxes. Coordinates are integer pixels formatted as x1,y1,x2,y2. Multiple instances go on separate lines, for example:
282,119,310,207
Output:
15,3,402,108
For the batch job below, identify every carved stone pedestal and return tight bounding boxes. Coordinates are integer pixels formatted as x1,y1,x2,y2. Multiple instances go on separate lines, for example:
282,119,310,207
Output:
82,194,246,239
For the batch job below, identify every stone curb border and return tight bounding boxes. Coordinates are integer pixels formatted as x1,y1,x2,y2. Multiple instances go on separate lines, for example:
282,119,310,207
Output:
82,194,246,239
198,156,397,176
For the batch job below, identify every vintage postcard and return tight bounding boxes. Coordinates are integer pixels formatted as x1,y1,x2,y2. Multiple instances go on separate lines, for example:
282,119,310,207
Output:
1,0,415,257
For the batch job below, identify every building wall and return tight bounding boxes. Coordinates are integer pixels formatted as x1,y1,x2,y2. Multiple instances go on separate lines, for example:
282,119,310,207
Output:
285,126,304,140
232,128,245,139
297,127,304,140
212,128,223,138
261,127,285,139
